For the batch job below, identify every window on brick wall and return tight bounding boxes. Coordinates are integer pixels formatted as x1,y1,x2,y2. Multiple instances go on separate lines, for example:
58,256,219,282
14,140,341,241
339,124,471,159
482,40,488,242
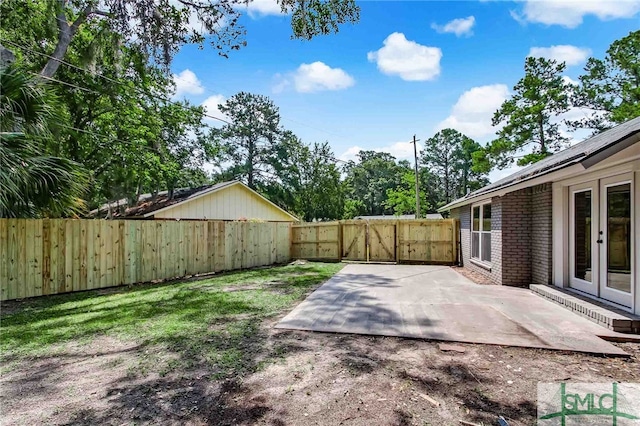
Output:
472,202,491,263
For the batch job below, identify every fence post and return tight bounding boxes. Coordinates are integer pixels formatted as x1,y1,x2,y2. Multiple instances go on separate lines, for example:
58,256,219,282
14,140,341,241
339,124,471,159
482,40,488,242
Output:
365,220,370,263
395,220,401,264
337,221,343,261
450,219,456,264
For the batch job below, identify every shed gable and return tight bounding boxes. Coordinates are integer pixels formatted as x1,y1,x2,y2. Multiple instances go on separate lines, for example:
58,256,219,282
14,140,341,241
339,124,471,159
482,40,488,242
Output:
153,184,296,221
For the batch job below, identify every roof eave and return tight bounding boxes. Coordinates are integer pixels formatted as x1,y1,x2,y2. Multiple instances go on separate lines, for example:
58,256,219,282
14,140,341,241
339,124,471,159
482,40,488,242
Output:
142,181,299,221
438,159,585,212
440,127,640,212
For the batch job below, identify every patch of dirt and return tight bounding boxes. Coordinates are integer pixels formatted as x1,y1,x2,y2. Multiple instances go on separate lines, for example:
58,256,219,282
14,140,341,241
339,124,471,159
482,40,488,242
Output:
453,266,496,286
2,316,639,426
221,284,265,292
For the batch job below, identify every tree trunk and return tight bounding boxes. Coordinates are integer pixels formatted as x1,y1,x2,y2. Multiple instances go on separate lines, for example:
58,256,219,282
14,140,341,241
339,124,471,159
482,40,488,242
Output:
247,137,255,189
40,3,92,78
444,154,450,203
539,116,547,154
462,168,469,198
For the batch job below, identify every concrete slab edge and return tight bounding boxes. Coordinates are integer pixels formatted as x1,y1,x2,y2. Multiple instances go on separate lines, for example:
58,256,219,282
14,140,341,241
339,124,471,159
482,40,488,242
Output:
530,284,640,335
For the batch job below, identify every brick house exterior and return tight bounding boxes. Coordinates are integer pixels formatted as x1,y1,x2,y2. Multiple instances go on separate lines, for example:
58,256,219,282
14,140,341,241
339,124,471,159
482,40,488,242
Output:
440,117,639,316
451,184,551,287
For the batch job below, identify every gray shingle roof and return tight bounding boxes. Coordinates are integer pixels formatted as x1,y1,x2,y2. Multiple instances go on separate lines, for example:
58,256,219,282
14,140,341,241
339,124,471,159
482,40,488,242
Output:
440,116,640,210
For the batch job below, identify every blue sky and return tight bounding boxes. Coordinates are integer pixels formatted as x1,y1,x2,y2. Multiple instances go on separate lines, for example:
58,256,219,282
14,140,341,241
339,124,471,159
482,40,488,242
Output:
170,0,640,181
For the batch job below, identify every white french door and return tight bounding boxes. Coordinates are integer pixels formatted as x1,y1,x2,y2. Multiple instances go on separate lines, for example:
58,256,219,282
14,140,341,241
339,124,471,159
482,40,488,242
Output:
598,174,634,308
569,181,598,296
569,174,635,309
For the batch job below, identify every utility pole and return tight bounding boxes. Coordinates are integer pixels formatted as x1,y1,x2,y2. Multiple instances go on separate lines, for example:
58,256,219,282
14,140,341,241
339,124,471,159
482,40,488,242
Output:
412,134,421,219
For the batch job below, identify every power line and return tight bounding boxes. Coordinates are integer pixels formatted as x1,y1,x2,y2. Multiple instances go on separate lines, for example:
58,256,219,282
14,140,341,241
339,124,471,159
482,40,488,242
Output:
3,39,231,125
58,124,161,153
4,39,415,168
39,74,98,94
4,39,348,136
6,38,361,141
38,73,231,126
35,71,353,166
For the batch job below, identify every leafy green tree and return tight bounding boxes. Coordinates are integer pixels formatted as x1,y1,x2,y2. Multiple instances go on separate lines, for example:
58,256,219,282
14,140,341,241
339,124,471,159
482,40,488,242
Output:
421,129,487,206
477,57,572,171
297,142,344,221
0,0,359,78
342,198,366,219
213,92,282,189
45,25,212,207
570,30,640,132
457,135,488,195
260,133,343,221
0,65,87,217
385,170,427,216
343,151,407,217
260,130,307,211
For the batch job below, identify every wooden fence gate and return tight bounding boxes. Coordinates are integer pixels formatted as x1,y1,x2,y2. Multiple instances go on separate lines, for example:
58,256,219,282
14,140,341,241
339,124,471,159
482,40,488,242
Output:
291,219,459,264
341,221,367,261
368,222,396,262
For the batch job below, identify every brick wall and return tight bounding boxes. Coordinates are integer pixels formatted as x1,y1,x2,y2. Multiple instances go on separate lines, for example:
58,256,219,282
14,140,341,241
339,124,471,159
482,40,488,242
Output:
452,205,473,269
452,203,500,285
500,188,532,286
452,184,553,287
530,183,553,284
489,197,503,285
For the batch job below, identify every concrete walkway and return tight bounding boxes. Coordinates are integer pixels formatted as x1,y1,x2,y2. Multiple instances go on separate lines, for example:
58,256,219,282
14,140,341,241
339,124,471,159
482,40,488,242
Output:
276,264,633,356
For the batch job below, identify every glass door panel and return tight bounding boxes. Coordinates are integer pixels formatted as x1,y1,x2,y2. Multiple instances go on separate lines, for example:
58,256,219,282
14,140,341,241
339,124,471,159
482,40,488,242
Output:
600,177,633,308
569,183,598,296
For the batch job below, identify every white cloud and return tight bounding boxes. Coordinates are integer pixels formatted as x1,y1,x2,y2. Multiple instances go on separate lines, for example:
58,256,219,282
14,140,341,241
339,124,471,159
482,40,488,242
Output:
437,84,510,140
488,163,524,183
172,69,205,97
272,74,290,94
201,94,227,124
562,75,579,86
273,62,355,93
367,32,442,81
552,105,609,135
245,0,284,17
339,146,363,162
293,62,355,93
512,0,640,28
431,16,475,36
339,141,423,163
528,45,591,66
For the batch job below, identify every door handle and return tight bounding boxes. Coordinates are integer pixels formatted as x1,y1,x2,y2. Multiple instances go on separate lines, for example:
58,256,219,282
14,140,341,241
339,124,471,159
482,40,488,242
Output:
596,239,603,244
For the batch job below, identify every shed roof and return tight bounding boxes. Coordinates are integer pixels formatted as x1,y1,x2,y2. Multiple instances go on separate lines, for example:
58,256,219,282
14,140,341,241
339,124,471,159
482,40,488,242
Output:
90,180,298,221
439,116,640,211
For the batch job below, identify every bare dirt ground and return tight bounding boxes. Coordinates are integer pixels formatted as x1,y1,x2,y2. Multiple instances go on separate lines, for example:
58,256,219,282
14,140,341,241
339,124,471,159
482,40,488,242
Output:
2,265,640,426
2,321,639,426
452,266,495,286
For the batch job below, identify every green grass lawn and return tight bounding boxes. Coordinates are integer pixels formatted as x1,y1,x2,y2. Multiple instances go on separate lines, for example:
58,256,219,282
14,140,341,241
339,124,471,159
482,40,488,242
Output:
0,262,343,377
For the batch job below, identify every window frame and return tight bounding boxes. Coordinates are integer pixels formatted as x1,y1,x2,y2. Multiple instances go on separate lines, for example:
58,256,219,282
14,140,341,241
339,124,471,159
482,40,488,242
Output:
471,200,492,266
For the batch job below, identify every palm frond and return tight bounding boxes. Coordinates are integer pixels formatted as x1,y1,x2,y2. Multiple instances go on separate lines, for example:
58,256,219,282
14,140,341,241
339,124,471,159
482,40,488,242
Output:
0,66,87,218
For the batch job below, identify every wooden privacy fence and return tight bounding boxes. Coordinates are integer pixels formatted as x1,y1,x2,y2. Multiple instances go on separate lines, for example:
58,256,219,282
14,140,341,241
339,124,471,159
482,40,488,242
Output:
0,219,291,301
291,219,459,264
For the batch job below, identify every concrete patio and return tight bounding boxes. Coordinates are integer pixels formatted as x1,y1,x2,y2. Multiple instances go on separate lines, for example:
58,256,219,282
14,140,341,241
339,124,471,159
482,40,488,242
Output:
276,264,637,356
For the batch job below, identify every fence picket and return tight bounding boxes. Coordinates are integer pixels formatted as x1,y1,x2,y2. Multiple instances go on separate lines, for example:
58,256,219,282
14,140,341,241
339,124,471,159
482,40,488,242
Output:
291,219,459,265
0,219,294,301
